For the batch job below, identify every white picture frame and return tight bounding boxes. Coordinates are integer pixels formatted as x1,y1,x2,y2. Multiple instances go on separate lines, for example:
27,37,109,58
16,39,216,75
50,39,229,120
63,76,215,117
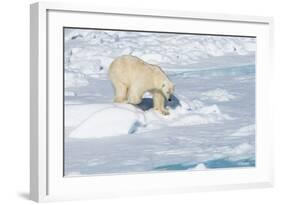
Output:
30,1,274,202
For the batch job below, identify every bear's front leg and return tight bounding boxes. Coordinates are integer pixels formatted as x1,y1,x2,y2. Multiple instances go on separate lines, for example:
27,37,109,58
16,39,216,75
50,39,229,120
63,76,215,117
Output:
127,87,142,105
153,91,169,115
161,108,170,115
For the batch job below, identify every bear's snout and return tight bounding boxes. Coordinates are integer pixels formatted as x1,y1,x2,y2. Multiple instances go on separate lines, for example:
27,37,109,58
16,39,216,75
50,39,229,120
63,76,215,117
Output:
168,98,172,102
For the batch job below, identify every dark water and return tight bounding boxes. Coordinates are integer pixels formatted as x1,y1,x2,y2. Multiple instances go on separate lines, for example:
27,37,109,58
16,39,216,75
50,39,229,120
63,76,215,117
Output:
153,158,255,171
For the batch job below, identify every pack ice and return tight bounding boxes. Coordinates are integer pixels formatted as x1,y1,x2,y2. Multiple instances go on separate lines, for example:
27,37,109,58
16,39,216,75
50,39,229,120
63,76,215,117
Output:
64,28,256,175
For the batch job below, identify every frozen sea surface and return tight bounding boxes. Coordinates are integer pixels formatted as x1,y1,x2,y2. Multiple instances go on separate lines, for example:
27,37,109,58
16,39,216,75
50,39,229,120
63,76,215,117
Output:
64,65,255,176
64,28,255,176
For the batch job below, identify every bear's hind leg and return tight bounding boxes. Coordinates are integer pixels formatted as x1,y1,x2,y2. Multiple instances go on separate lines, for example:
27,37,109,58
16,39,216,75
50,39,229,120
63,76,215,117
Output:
127,87,142,105
112,81,128,103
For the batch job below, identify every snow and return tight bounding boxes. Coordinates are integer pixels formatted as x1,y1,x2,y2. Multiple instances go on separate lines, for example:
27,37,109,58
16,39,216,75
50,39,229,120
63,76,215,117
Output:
63,28,256,176
68,104,145,139
65,90,76,97
65,71,89,88
64,28,256,85
201,88,236,102
222,143,254,161
191,163,207,171
231,124,255,137
67,98,231,139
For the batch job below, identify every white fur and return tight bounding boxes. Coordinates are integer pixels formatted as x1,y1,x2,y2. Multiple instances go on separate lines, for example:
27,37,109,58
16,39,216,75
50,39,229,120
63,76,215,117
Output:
108,55,174,115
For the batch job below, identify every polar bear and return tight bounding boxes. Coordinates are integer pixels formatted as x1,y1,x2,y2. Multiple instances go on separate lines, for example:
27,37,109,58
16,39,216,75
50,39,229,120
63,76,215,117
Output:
108,55,175,115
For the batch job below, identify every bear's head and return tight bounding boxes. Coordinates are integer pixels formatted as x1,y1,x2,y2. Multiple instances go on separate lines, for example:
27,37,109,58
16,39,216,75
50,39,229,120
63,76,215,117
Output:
153,66,175,101
161,79,175,101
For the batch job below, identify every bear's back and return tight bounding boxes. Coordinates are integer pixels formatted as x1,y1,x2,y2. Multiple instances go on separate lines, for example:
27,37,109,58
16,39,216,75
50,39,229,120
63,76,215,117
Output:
109,55,152,76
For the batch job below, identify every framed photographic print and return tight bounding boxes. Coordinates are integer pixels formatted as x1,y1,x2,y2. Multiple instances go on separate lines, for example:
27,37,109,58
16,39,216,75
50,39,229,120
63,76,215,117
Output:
30,2,274,202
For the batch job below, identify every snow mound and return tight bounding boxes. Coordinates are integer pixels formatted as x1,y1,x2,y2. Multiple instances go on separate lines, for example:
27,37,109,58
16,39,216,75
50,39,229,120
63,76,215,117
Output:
231,124,255,136
201,88,235,102
225,143,254,161
171,104,231,127
67,97,231,139
229,143,252,155
191,163,207,171
68,104,146,139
